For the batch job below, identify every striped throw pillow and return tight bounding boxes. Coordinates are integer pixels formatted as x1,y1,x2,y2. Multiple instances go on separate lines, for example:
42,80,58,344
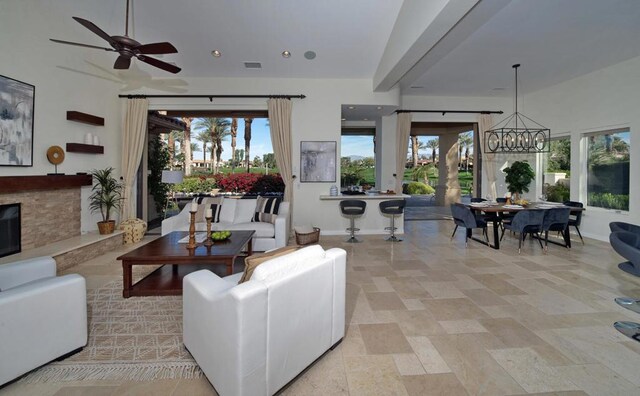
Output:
208,203,222,223
252,196,282,224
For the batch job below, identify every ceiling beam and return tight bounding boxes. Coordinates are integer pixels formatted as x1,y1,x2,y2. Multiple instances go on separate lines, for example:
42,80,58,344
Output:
373,0,511,92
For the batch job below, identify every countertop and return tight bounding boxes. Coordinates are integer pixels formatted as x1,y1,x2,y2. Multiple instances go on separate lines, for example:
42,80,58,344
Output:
319,194,410,200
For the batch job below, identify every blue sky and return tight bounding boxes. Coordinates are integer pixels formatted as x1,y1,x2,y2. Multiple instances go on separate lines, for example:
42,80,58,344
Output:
191,118,272,161
340,135,454,159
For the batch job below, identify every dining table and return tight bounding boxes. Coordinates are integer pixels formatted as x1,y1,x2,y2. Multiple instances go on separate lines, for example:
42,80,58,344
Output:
465,201,585,250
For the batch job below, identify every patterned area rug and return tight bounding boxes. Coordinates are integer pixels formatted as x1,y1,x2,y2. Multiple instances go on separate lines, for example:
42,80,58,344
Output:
22,279,202,383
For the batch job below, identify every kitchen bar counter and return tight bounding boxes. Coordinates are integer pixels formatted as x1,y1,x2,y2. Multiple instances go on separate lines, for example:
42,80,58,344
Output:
317,194,408,235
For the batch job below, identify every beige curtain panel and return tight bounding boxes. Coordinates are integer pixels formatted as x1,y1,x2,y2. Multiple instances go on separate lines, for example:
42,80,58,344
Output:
477,114,497,199
267,98,293,204
120,98,149,221
395,113,412,193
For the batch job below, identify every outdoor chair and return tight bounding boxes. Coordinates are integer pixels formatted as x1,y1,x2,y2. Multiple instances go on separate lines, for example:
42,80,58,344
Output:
541,207,571,251
500,209,545,254
610,222,640,236
563,201,584,244
610,231,640,277
450,203,488,247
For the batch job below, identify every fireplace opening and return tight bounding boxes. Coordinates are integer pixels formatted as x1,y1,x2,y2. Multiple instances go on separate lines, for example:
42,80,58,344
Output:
0,203,21,258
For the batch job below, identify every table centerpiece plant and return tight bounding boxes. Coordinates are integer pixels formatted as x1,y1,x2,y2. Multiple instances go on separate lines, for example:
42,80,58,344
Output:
503,160,535,204
89,167,123,234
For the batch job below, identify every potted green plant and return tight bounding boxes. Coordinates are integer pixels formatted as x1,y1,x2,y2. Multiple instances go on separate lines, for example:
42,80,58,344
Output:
89,167,123,234
503,160,535,203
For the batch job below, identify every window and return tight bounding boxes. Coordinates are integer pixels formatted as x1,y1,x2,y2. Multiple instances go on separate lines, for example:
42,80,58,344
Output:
340,130,375,188
542,137,571,202
585,128,630,211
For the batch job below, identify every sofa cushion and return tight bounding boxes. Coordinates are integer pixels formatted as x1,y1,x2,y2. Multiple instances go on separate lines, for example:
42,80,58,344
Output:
239,245,300,283
226,222,275,238
219,199,237,223
234,199,258,223
194,196,223,223
252,245,327,283
207,202,222,223
252,196,282,224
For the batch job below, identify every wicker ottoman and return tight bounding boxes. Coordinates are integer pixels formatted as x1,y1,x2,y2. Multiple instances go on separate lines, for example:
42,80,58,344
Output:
120,218,147,244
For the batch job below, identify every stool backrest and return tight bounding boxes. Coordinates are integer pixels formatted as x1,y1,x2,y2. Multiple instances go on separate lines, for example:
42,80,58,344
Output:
379,199,406,212
340,200,366,214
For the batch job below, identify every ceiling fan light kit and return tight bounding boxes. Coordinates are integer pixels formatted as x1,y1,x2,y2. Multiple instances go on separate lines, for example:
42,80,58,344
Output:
50,0,181,74
484,64,550,154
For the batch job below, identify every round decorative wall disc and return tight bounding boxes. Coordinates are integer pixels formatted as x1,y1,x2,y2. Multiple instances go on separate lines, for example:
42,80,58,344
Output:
46,145,65,165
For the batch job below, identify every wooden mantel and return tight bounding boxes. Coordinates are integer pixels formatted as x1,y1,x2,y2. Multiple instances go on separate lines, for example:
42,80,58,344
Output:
0,174,92,194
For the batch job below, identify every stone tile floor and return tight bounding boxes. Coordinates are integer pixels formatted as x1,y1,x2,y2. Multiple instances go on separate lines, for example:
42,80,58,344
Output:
2,220,640,395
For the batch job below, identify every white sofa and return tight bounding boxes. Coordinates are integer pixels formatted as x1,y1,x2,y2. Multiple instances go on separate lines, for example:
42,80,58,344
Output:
183,245,346,396
162,197,289,252
0,256,87,386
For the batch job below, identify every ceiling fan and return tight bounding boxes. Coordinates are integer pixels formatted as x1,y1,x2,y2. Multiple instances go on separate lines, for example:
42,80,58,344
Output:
50,0,181,74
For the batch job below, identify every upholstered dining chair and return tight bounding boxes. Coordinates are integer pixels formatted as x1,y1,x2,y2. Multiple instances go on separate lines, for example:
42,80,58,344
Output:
563,201,584,244
610,222,640,235
500,209,545,254
541,207,571,251
450,203,488,247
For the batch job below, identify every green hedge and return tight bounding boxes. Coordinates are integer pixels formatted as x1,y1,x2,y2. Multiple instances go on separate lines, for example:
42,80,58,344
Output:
588,192,629,211
406,181,435,195
544,182,570,203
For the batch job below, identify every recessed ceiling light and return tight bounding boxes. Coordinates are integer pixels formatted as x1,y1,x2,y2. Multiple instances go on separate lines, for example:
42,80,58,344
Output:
282,51,291,58
304,50,316,60
211,50,221,57
376,106,383,110
347,106,355,110
341,118,346,121
363,118,369,121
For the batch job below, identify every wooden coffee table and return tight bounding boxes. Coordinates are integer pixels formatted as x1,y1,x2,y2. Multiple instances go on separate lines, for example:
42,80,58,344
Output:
117,230,254,298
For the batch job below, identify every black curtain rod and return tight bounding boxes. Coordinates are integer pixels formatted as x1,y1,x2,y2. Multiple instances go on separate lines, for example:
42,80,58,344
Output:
118,94,306,100
396,109,503,115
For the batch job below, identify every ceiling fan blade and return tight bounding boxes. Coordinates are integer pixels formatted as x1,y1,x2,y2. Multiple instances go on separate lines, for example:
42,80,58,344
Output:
137,55,181,74
72,16,118,48
114,56,131,70
50,38,115,51
135,42,178,55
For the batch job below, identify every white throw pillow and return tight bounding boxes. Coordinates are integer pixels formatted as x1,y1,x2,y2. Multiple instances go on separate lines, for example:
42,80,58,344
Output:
219,199,237,223
234,199,258,223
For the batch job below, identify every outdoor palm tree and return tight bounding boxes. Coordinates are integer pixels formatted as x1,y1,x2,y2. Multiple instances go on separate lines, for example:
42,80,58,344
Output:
181,118,192,176
425,138,438,162
195,130,212,169
410,136,427,168
458,132,473,170
244,118,253,172
193,118,231,173
230,118,238,172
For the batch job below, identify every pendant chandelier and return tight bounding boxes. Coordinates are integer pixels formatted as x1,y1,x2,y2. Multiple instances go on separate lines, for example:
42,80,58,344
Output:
484,64,550,153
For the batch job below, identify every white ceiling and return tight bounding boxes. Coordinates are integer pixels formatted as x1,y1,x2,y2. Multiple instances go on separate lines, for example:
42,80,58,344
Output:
47,0,640,97
126,0,403,79
404,0,640,96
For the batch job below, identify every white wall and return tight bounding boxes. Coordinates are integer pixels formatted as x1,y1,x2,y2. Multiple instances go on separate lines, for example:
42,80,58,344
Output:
0,0,125,233
523,55,640,241
135,78,400,233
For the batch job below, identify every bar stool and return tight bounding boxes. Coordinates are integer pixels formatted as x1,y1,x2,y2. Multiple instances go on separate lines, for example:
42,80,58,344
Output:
379,200,406,242
340,200,366,243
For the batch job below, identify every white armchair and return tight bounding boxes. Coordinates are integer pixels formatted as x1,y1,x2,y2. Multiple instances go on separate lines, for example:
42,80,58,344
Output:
183,245,346,396
0,256,88,386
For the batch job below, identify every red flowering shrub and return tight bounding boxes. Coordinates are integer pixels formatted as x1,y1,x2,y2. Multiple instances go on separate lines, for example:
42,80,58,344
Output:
214,173,285,194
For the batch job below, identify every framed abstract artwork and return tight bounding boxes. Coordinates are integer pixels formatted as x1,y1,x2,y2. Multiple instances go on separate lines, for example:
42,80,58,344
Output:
0,74,35,166
300,141,336,182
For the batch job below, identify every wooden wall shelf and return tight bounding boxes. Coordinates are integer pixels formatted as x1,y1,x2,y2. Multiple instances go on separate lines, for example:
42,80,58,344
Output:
0,174,92,194
66,143,104,154
66,111,104,126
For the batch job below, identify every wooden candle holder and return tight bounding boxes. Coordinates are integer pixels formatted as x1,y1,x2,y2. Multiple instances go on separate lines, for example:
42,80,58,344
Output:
187,210,197,249
204,216,214,247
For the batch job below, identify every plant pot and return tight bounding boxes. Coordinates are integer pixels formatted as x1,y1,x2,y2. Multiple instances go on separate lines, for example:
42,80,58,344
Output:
97,220,116,235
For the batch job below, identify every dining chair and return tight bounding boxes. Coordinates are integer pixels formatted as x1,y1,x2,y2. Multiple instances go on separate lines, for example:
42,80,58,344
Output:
500,209,545,253
450,203,488,247
541,207,571,252
563,201,584,244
